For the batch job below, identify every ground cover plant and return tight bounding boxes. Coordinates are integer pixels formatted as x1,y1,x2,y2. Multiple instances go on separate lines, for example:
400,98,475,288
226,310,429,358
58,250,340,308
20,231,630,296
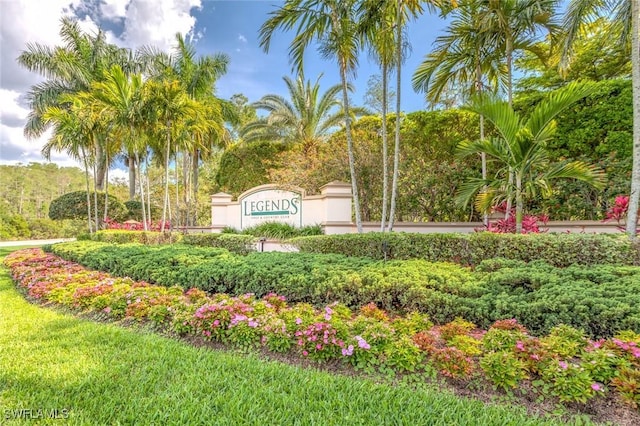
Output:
47,241,640,338
4,248,640,424
1,248,578,426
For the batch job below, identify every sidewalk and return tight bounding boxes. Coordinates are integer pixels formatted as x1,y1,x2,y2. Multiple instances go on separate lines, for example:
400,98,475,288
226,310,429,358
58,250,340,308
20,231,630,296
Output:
0,238,75,247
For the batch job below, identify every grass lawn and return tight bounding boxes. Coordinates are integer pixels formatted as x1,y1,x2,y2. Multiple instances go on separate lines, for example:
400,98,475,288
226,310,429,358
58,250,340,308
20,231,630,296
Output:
0,247,570,425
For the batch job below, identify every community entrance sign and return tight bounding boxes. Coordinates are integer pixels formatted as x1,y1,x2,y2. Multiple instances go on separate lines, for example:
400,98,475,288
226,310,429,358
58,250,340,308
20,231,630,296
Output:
211,182,354,233
239,187,302,229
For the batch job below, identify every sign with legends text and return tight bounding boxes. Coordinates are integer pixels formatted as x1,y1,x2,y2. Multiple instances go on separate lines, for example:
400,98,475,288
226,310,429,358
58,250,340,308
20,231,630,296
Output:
239,188,302,229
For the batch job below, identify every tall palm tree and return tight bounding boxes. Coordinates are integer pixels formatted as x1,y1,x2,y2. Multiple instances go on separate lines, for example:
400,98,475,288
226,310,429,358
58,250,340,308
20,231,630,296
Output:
40,97,96,233
413,1,505,225
18,17,134,191
241,73,360,154
457,81,606,233
562,0,638,237
359,0,411,231
478,0,560,107
85,65,150,228
259,0,365,232
138,33,230,226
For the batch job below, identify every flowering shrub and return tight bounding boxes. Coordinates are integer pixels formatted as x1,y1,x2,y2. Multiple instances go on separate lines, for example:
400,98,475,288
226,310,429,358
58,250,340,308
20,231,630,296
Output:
480,351,528,391
604,195,639,234
4,248,640,411
431,346,475,378
481,202,549,234
104,218,171,232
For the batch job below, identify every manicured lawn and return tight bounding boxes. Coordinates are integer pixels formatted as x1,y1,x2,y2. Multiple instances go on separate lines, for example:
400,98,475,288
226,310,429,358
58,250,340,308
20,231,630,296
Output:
0,248,568,425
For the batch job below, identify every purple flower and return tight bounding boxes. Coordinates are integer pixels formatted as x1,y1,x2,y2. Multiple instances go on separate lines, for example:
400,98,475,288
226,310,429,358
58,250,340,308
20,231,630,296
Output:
355,336,371,350
342,345,354,356
248,320,258,328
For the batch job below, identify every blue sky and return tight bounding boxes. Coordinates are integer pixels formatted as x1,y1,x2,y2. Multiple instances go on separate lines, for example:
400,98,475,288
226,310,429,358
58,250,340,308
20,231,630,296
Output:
190,1,448,112
0,1,450,171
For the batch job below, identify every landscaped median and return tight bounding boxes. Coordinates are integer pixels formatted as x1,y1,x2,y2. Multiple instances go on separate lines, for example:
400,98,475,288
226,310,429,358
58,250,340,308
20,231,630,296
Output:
0,251,559,426
3,248,639,423
46,240,640,337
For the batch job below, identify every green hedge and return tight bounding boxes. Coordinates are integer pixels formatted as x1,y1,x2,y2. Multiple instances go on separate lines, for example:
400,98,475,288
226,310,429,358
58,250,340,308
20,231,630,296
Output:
91,230,183,245
47,241,640,338
289,232,640,267
88,230,256,255
182,233,256,255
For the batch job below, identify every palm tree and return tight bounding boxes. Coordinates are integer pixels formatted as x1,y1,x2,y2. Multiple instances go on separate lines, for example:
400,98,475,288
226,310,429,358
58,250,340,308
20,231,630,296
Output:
456,81,606,233
358,0,410,231
562,0,638,237
85,65,150,228
138,33,230,226
478,0,560,107
40,97,96,233
259,0,365,232
18,17,134,191
241,73,360,154
413,1,505,225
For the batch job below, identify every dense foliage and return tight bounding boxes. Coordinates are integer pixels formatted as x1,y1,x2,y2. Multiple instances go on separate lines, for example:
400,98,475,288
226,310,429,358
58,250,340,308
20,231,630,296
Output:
290,232,640,267
85,230,256,255
222,222,323,239
6,248,640,413
46,241,640,338
48,191,128,222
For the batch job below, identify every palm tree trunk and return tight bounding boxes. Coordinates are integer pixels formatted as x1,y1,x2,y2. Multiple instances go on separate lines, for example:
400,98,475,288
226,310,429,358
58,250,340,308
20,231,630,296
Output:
339,63,363,233
183,152,191,226
92,157,99,230
128,155,136,200
515,172,523,234
388,0,402,232
136,152,148,231
476,62,488,226
507,37,513,108
380,62,389,232
505,169,514,221
161,122,171,233
95,142,106,191
103,151,110,224
146,153,152,225
81,146,93,233
627,0,640,238
192,149,199,226
175,152,181,228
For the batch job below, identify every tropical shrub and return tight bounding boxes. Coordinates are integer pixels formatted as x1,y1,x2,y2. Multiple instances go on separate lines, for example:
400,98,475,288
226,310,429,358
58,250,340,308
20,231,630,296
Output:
290,232,640,266
6,247,640,414
49,191,127,222
45,241,640,338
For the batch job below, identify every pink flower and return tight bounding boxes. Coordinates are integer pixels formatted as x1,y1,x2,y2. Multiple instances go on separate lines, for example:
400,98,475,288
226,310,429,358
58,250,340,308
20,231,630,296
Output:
559,361,568,370
316,344,322,350
355,336,371,350
248,320,258,328
302,350,308,357
103,306,112,314
295,317,302,325
591,383,602,392
515,341,525,351
342,345,354,356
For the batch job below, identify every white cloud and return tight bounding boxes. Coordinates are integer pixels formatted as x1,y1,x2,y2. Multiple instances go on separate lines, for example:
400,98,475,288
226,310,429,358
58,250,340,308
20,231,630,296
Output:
0,0,201,172
120,0,201,51
100,0,130,21
238,34,247,43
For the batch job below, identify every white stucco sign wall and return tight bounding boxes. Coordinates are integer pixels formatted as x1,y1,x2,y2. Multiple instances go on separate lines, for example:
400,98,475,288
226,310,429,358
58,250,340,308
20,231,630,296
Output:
211,182,353,233
239,188,302,229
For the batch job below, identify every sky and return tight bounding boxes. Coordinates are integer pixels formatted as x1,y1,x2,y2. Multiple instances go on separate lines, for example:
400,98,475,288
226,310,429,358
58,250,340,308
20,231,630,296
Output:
0,0,449,175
